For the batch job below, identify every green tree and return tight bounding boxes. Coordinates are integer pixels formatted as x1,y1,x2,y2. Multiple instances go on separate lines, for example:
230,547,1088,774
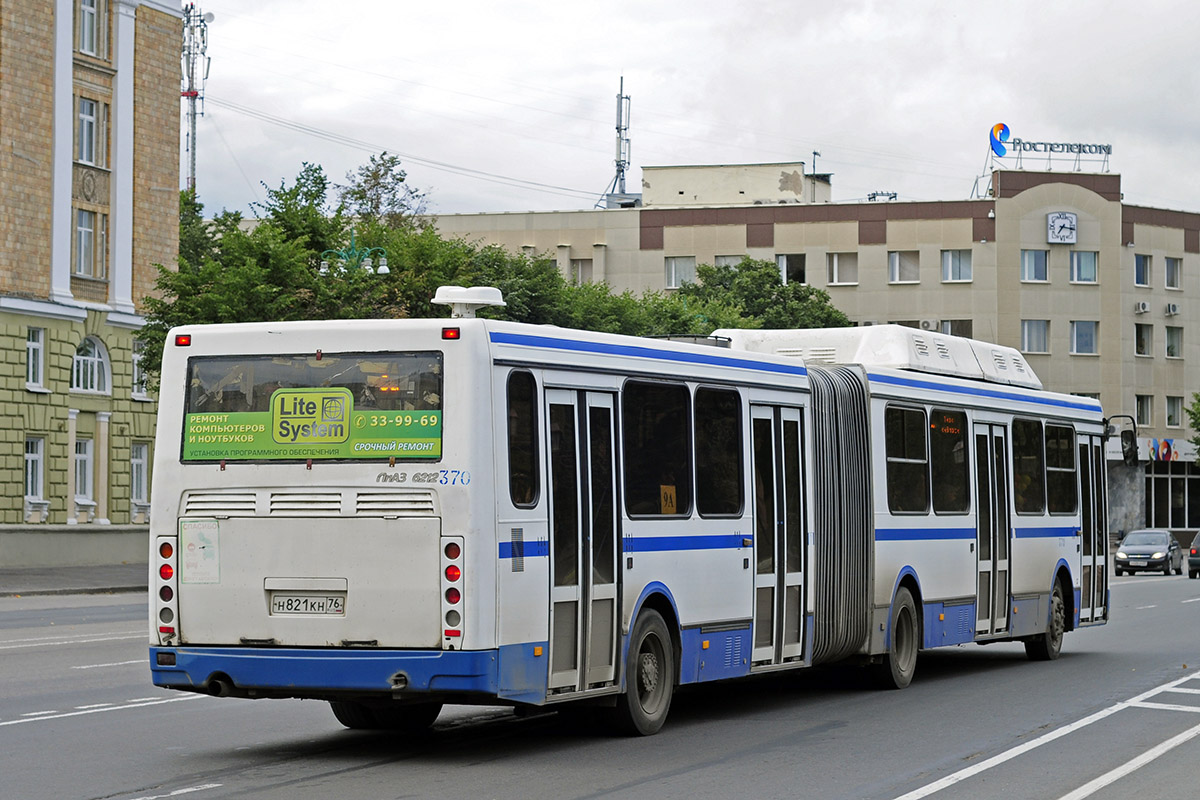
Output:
1187,393,1200,450
338,152,427,229
677,257,853,330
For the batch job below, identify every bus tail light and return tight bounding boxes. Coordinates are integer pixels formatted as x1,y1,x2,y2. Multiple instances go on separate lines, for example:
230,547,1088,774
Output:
441,536,464,648
154,534,179,647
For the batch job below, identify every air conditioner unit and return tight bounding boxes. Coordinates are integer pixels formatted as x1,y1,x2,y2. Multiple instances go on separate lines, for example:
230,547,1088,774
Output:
1134,301,1150,314
1166,303,1180,316
919,319,940,331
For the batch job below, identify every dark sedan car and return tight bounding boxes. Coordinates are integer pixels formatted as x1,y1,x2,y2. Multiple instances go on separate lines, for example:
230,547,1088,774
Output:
1115,529,1183,576
1189,532,1200,579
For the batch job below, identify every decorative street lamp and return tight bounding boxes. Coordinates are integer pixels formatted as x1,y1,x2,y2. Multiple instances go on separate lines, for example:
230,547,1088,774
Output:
319,231,389,275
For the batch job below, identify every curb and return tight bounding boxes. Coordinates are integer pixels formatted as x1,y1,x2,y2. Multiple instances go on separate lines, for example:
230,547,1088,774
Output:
1,584,146,598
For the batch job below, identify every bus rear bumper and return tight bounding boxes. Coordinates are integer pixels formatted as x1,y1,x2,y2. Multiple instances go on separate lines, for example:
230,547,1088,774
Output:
150,645,502,698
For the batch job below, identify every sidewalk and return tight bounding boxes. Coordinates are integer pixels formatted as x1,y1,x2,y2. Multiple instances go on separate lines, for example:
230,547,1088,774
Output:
0,563,148,597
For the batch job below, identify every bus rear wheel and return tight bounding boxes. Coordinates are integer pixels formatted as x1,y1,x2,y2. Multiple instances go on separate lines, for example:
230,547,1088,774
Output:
1025,581,1065,661
614,608,675,736
874,587,918,689
330,700,443,733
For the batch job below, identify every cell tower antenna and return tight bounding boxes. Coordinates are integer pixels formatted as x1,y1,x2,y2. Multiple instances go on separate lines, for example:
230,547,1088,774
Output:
181,4,213,192
597,77,633,207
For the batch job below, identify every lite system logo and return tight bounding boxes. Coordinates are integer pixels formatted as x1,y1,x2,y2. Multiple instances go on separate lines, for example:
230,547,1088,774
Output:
990,123,1011,157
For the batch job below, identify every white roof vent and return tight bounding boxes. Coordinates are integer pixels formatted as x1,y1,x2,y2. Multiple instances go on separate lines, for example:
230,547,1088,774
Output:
432,286,506,319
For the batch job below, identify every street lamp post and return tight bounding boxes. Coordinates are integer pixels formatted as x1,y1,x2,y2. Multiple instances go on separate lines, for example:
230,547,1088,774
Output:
319,231,389,275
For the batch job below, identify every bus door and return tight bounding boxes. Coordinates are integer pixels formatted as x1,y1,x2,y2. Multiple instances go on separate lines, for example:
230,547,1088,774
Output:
546,390,619,692
1078,434,1108,624
974,423,1011,636
750,405,806,666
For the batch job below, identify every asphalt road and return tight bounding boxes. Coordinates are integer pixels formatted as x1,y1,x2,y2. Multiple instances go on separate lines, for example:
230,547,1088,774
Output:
2,575,1198,800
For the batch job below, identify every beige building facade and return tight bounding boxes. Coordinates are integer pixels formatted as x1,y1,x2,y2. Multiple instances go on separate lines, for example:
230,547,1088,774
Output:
0,0,180,526
435,166,1198,534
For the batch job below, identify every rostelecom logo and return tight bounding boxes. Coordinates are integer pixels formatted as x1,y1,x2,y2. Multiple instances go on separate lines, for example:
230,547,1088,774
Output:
990,123,1011,157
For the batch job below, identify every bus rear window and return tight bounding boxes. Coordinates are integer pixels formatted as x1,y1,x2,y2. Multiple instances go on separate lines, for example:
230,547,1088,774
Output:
182,352,442,462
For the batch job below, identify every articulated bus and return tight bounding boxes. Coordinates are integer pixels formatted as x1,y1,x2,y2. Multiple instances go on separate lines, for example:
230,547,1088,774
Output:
149,287,1110,735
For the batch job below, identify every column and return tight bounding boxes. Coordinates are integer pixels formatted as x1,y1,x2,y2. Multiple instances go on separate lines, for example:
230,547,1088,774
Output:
592,243,607,283
95,411,111,524
556,244,571,283
108,1,137,313
50,0,76,305
66,409,78,524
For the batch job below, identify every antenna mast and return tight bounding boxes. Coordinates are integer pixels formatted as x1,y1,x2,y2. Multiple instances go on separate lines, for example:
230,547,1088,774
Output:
181,3,213,191
598,78,635,207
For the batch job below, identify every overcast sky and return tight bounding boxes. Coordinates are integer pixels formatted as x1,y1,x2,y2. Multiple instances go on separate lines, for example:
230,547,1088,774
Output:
184,1,1200,220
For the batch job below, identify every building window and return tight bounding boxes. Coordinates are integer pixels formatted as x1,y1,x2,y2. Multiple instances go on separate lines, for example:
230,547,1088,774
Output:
79,0,98,55
569,258,592,286
1135,323,1153,357
1166,326,1183,358
888,251,920,283
131,442,149,505
78,98,96,164
1021,249,1048,282
941,249,972,282
1166,257,1182,290
25,438,44,502
132,341,149,398
1167,396,1183,428
776,253,806,285
1070,321,1098,355
74,209,107,278
71,336,110,393
940,320,973,338
1070,251,1098,283
1135,254,1151,287
664,256,695,289
75,438,94,502
26,328,45,388
827,252,858,285
1022,320,1049,353
1136,395,1153,427
714,255,743,267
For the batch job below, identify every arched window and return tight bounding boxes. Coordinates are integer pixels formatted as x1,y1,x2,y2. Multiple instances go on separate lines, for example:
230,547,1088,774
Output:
71,336,111,394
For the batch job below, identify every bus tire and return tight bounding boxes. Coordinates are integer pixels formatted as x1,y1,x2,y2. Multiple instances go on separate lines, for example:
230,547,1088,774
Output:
1025,581,1065,661
874,586,918,689
614,608,674,736
370,702,443,733
330,700,379,730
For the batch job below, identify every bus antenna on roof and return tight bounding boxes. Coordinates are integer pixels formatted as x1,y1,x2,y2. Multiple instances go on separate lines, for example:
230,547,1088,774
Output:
432,286,506,319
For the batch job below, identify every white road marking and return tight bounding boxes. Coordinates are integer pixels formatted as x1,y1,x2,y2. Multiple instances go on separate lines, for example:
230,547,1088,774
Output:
124,783,223,800
19,710,60,717
892,670,1200,799
1182,597,1200,604
72,659,147,670
1056,719,1200,800
1134,605,1157,610
0,695,202,727
0,633,144,651
0,629,142,645
1165,687,1200,695
74,703,115,710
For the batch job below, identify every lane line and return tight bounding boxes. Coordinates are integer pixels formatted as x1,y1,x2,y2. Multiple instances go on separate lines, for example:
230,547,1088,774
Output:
0,629,142,645
1128,700,1200,714
72,659,147,670
892,670,1200,799
1164,687,1200,695
1135,605,1158,610
1183,598,1200,604
74,703,115,710
1056,718,1200,800
125,783,223,800
19,710,60,717
0,695,202,727
0,634,144,651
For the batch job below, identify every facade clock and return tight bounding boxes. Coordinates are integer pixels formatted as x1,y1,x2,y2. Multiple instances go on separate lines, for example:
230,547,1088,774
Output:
1047,211,1078,244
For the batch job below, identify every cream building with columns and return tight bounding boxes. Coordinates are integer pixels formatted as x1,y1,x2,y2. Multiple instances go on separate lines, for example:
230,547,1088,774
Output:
434,165,1198,535
1,0,180,527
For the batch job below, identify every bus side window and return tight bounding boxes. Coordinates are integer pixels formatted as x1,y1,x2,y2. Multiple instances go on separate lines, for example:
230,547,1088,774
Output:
931,409,969,514
1012,419,1046,514
1045,424,1077,514
507,371,538,507
622,381,692,516
885,406,930,514
695,388,743,517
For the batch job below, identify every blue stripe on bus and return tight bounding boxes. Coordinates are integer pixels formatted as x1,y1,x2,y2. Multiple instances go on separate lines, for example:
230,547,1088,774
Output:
875,527,976,542
625,534,747,552
498,540,550,559
1014,526,1078,539
867,372,1101,413
489,331,808,378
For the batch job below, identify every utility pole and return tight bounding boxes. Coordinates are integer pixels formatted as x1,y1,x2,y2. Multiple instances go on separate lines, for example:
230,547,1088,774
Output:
181,3,213,191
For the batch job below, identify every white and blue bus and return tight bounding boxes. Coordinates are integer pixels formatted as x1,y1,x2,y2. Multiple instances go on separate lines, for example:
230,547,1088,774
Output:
149,287,1111,735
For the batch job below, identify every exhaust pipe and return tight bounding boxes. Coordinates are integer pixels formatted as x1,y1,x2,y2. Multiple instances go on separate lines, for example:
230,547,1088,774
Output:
207,677,234,697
